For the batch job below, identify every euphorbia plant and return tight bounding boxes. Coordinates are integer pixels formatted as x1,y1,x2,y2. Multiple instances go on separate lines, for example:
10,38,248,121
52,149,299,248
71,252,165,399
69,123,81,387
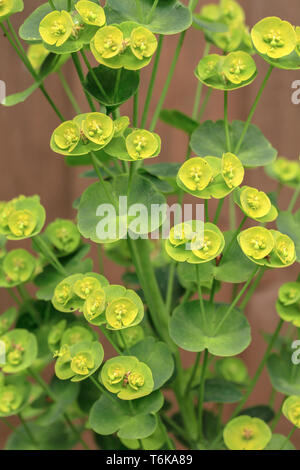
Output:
1,0,300,451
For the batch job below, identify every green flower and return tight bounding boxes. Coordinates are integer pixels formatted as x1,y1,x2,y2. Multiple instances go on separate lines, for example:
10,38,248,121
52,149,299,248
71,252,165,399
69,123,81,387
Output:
83,289,106,323
73,276,101,300
223,415,272,450
0,195,45,240
130,26,157,60
169,222,194,247
61,325,94,347
0,308,17,336
113,116,130,137
192,226,224,261
117,325,144,350
106,297,139,330
283,396,300,428
251,17,297,59
8,209,36,238
75,0,106,27
125,129,160,160
48,319,67,352
178,157,213,191
53,121,80,153
240,187,271,219
0,384,23,414
92,25,123,59
239,227,274,260
3,249,36,284
101,356,154,400
222,152,244,189
71,351,94,376
220,0,245,26
27,44,49,71
0,329,38,374
196,54,221,82
223,51,256,85
273,157,300,183
274,233,296,265
53,281,73,308
45,219,81,256
0,0,13,17
39,10,73,47
278,282,300,306
215,357,248,384
82,112,114,146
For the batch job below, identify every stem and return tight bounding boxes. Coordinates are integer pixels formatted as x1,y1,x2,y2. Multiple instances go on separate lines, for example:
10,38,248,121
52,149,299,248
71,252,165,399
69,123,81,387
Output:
198,88,212,121
185,352,201,395
214,266,260,335
146,0,159,24
271,397,285,431
48,0,56,9
149,31,186,131
99,326,122,355
240,267,266,310
181,287,193,304
196,264,207,328
57,69,82,114
165,262,176,314
90,152,116,206
162,414,190,443
224,91,231,152
280,425,296,450
213,198,225,224
1,417,16,431
288,181,300,213
133,89,139,127
67,0,71,11
6,287,22,306
119,330,130,354
192,43,211,120
71,53,96,111
18,414,39,448
221,215,247,262
234,65,273,154
229,194,236,230
159,417,175,450
204,199,209,222
34,235,67,276
16,285,40,324
113,68,122,101
80,49,109,102
197,349,209,441
140,35,164,128
97,245,104,275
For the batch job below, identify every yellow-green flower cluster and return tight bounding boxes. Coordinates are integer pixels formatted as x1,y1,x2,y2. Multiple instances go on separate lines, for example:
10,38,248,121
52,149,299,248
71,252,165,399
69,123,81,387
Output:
238,227,296,268
0,0,23,23
234,186,278,223
101,355,154,400
215,357,248,384
223,415,272,450
0,195,45,240
266,157,300,188
0,249,37,287
283,396,300,428
45,219,81,256
276,281,300,327
251,17,298,59
0,329,38,374
177,154,244,198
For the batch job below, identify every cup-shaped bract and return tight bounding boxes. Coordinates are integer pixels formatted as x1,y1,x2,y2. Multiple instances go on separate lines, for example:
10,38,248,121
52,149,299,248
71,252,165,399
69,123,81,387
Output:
60,324,95,347
48,319,67,352
0,384,23,415
106,297,139,330
53,121,81,153
130,26,158,60
113,116,130,138
0,0,23,23
3,249,36,285
55,340,104,382
192,224,225,261
0,195,45,240
73,275,102,300
125,129,160,160
278,282,300,306
39,10,73,47
27,43,49,71
178,157,213,192
222,51,256,85
101,356,154,400
169,222,195,247
75,0,106,27
220,0,245,26
0,307,17,336
239,227,274,261
273,157,300,183
0,329,38,374
82,112,114,146
223,415,272,450
240,187,271,219
83,289,106,324
45,219,81,256
251,17,297,59
222,152,244,189
93,25,123,59
283,396,300,428
273,232,296,266
215,357,248,384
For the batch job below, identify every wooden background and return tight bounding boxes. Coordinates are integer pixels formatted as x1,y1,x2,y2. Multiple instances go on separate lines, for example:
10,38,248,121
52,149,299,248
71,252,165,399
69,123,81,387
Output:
1,0,300,449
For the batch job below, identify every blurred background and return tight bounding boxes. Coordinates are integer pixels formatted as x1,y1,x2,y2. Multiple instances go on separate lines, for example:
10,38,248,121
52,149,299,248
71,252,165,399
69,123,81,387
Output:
1,0,300,449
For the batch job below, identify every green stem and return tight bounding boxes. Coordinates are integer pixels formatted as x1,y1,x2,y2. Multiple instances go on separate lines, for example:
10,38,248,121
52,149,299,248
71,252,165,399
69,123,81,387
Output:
181,287,193,304
34,235,67,276
1,417,16,431
80,49,109,102
159,417,175,450
214,266,260,335
234,65,273,154
97,245,104,275
57,69,82,114
221,215,247,262
288,181,300,213
113,68,122,101
6,287,22,306
196,264,207,328
146,0,159,24
90,152,116,206
133,89,139,127
224,90,231,152
280,425,296,450
119,330,130,354
161,414,189,444
18,414,39,448
48,0,56,9
240,267,266,310
271,397,285,431
213,198,225,224
140,35,164,128
99,326,122,355
193,45,211,119
185,352,201,395
63,414,90,450
165,262,176,314
67,0,71,11
16,285,40,324
71,52,96,111
198,88,212,121
136,0,143,22
229,194,236,230
204,199,209,222
149,31,186,131
197,349,209,441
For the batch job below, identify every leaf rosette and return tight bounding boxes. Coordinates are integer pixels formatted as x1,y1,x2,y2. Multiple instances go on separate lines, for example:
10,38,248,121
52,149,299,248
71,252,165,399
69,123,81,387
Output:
55,340,104,382
100,356,154,400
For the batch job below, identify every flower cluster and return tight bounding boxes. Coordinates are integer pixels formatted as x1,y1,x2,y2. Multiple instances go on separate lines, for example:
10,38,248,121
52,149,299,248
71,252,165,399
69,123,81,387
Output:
223,415,272,450
0,195,45,240
234,186,278,222
0,249,37,287
276,281,300,327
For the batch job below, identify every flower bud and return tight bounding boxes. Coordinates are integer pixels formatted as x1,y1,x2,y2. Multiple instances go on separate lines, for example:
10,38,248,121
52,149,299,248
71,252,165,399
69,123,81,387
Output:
3,249,36,283
274,233,295,265
215,357,248,384
278,282,300,306
45,219,81,255
222,152,244,189
73,276,101,300
83,289,106,322
0,385,23,414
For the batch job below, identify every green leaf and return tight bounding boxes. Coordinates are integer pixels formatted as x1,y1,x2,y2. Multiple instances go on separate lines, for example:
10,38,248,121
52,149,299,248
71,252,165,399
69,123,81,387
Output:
255,48,300,71
5,421,77,450
128,337,175,390
190,120,277,168
276,210,300,262
77,174,167,243
84,65,140,110
159,109,198,135
238,405,275,423
169,300,251,356
267,352,300,395
90,390,163,439
2,82,40,107
105,0,192,35
204,378,243,403
265,434,296,450
192,14,228,33
34,245,93,300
